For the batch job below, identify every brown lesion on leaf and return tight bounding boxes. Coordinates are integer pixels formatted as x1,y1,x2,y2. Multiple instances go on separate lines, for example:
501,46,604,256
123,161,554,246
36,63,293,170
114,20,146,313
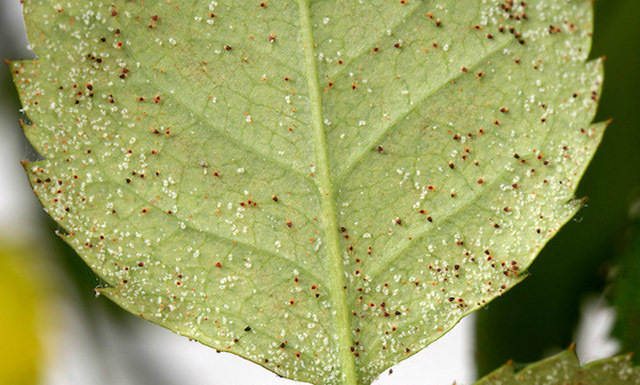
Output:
149,14,159,29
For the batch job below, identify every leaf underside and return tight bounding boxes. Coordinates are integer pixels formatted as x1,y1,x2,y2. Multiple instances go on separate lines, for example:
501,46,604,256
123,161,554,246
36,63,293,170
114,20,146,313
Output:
475,349,640,385
12,0,603,384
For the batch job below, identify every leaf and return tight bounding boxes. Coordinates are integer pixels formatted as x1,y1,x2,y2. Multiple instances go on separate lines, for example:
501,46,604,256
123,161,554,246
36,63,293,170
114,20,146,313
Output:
475,0,640,373
474,348,640,385
11,1,603,384
474,225,603,376
610,203,640,363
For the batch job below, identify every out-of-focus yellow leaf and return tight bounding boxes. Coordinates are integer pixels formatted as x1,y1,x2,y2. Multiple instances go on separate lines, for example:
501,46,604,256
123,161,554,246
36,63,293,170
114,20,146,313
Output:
0,247,42,385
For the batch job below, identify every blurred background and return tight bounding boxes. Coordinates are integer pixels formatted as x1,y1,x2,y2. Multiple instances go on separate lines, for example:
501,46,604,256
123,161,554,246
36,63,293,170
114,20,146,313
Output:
0,1,638,384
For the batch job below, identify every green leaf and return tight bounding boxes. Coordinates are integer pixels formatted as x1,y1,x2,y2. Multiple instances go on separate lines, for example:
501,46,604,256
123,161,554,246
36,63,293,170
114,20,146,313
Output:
610,203,640,363
474,348,640,385
11,0,603,383
475,0,640,373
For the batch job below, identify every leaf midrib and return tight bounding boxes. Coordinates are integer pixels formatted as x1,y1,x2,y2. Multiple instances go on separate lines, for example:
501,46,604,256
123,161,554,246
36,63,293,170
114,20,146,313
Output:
297,1,358,384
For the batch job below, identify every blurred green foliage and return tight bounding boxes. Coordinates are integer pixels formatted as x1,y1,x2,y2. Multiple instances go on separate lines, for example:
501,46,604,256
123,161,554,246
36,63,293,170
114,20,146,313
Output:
475,0,640,376
610,204,640,364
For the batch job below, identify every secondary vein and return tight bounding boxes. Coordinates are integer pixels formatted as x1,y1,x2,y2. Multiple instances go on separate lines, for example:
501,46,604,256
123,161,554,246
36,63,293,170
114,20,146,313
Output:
336,37,513,183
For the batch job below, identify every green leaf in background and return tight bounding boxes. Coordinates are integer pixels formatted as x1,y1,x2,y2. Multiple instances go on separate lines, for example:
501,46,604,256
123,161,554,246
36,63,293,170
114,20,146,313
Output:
10,1,603,383
475,0,640,375
610,202,640,363
475,348,640,385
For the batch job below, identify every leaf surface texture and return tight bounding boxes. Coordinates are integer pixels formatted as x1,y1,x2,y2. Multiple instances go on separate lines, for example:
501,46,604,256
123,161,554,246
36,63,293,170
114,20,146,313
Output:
12,0,603,383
